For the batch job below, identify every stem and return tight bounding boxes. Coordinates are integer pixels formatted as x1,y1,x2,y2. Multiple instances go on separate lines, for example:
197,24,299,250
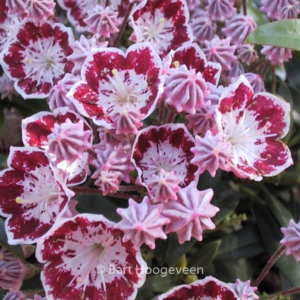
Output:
166,110,176,124
253,245,286,287
105,0,109,7
113,3,134,47
243,0,247,15
271,65,276,94
281,286,300,296
118,185,144,192
158,100,165,126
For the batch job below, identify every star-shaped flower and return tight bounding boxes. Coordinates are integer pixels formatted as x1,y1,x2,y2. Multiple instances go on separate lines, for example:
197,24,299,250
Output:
161,182,218,244
129,0,193,57
0,147,73,244
0,20,75,99
67,43,164,131
116,196,170,249
215,75,293,180
36,214,147,300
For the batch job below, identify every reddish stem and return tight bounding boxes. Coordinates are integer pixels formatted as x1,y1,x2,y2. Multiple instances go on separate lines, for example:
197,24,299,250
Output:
253,245,286,287
158,100,165,126
243,0,247,15
113,3,134,47
281,286,300,297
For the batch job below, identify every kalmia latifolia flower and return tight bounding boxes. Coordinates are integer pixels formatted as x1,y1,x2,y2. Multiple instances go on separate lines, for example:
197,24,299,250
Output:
261,45,292,66
116,196,170,249
238,44,258,65
0,147,74,244
191,130,232,177
158,276,238,299
36,214,147,300
203,36,237,71
206,0,236,22
129,0,194,57
280,219,300,261
162,182,218,243
191,14,216,43
228,279,259,300
84,5,121,38
25,0,56,21
222,14,257,46
67,43,163,132
131,124,199,202
163,43,221,114
216,76,293,180
22,107,93,185
0,21,75,99
91,143,135,195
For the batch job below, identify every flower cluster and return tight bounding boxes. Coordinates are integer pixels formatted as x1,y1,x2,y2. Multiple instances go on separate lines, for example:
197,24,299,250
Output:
0,0,294,299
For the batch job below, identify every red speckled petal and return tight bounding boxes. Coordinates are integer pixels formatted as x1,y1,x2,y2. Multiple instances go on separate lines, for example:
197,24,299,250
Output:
36,214,147,300
158,276,238,299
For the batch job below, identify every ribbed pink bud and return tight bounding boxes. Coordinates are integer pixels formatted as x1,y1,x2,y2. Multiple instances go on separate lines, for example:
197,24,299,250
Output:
261,45,292,65
84,5,121,38
111,104,145,135
191,15,216,43
222,14,257,46
6,0,26,15
25,0,56,21
165,65,208,114
238,44,258,65
147,169,181,203
191,130,232,176
207,0,236,22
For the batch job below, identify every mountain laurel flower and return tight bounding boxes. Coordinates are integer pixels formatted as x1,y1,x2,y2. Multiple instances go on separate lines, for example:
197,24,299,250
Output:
261,45,292,66
36,214,147,300
116,197,170,249
162,182,219,244
0,147,74,244
203,36,237,71
238,44,259,65
67,43,164,130
206,0,236,22
129,0,193,57
222,14,257,46
191,130,232,177
147,169,181,203
228,279,259,300
131,124,199,196
260,0,299,20
84,5,121,38
216,75,293,180
48,73,79,112
0,21,75,99
22,108,93,184
191,15,216,43
25,0,56,21
158,276,238,299
280,219,300,261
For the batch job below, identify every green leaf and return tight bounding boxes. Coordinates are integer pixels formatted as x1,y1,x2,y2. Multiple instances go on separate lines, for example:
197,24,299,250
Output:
216,225,264,260
211,182,239,224
141,273,177,293
246,20,300,51
254,204,300,288
76,194,121,222
0,218,24,260
166,234,196,267
188,240,221,269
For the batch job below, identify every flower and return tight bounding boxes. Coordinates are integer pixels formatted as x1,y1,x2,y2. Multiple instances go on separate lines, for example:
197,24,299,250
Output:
36,214,147,300
281,219,300,261
0,21,75,99
84,5,121,38
131,123,199,199
261,45,292,66
228,279,259,300
191,130,232,177
116,196,170,249
216,75,293,180
206,0,236,22
67,43,163,130
203,36,237,71
22,107,93,185
161,182,218,243
129,0,193,57
158,276,238,299
222,14,257,46
0,147,73,244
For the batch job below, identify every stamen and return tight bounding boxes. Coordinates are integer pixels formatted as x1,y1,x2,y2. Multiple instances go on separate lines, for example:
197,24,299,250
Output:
15,192,61,205
173,61,180,68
